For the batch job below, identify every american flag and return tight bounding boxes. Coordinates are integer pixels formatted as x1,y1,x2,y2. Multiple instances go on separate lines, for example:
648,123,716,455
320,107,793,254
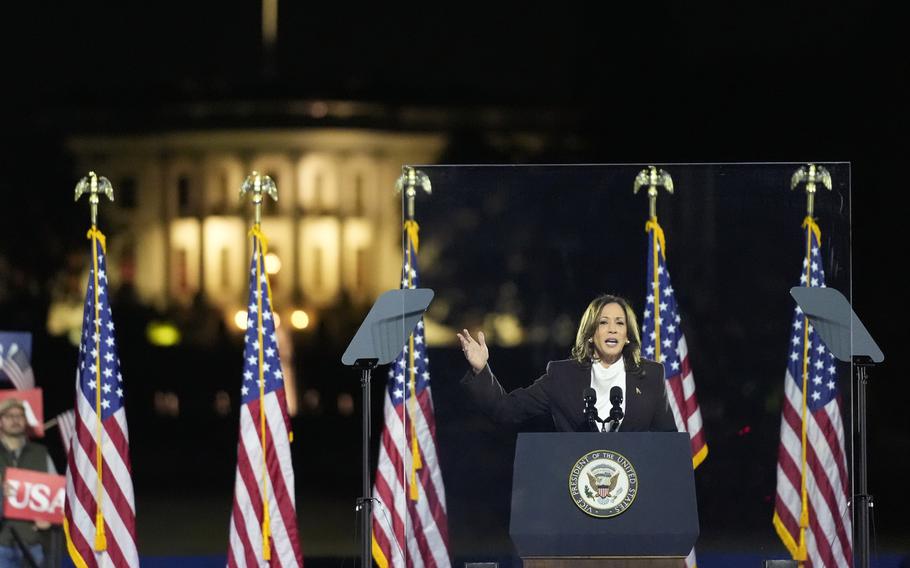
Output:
372,220,451,568
641,221,708,464
641,220,707,568
773,218,852,567
0,342,35,390
57,409,77,454
227,232,303,567
64,230,139,567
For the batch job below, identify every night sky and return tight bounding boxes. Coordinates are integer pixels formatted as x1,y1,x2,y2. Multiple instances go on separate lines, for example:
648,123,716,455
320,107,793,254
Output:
1,3,906,562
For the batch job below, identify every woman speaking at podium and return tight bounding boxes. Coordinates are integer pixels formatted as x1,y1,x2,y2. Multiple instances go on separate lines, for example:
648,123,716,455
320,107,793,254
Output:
457,294,677,432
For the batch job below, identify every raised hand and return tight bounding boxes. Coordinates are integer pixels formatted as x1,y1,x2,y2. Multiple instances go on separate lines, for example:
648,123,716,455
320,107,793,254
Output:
456,329,489,374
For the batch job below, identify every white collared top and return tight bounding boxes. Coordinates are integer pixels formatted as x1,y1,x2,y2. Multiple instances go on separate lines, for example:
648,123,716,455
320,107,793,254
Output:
591,357,626,429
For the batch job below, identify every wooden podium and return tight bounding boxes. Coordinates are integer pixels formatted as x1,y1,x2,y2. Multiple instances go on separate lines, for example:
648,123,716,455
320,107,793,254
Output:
509,433,698,568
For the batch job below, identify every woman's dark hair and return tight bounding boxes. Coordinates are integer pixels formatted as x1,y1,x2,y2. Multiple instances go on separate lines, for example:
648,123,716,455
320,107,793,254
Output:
570,294,642,371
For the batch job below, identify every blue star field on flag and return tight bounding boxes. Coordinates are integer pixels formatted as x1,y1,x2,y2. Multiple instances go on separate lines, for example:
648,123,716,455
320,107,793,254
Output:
787,232,839,411
77,240,125,418
641,240,684,374
241,240,285,404
386,239,430,406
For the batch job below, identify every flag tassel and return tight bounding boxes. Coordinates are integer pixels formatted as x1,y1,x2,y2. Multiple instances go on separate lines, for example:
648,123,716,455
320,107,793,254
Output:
94,514,107,550
409,379,423,502
262,511,271,560
794,217,817,563
646,220,664,362
404,225,424,502
88,227,108,552
252,228,273,562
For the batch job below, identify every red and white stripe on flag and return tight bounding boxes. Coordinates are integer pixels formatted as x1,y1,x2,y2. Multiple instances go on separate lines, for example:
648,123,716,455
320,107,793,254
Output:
228,394,301,567
666,336,707,467
773,218,852,568
227,230,303,567
64,231,139,568
372,385,451,568
372,221,451,568
58,409,77,454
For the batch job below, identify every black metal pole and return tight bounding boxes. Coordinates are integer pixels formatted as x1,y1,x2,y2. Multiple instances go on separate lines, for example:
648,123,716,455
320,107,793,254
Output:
855,363,870,568
360,364,373,568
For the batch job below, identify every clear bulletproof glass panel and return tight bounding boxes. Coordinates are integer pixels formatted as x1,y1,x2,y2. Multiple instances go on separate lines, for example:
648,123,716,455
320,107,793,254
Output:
385,163,853,560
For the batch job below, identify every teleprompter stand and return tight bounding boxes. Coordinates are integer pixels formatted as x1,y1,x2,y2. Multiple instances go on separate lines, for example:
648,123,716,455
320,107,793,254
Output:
790,286,884,568
342,288,434,568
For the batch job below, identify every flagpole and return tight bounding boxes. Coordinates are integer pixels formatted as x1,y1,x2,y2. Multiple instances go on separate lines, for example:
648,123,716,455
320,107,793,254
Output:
241,171,279,561
634,166,673,363
382,166,432,566
405,231,423,502
356,356,374,568
398,167,431,506
74,171,115,552
791,163,870,568
790,164,833,565
636,168,705,568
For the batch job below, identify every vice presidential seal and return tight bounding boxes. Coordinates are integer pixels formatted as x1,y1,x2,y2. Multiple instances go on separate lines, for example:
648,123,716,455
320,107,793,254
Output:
568,450,638,518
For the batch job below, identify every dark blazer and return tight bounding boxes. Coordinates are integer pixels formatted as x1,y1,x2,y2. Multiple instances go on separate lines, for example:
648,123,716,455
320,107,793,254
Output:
461,358,678,433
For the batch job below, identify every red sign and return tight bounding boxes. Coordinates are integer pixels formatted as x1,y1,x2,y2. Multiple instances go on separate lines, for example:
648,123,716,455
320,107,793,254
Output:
0,388,44,437
2,467,65,524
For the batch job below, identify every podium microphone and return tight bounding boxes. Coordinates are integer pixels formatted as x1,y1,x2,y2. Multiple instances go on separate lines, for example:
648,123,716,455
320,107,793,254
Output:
583,388,600,432
608,386,624,432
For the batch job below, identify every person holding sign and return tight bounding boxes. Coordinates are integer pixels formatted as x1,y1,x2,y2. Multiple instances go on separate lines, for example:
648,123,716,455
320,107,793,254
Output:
0,398,56,567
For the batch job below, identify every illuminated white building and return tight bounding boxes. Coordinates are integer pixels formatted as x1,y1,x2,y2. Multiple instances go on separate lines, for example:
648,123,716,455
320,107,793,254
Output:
66,128,445,326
